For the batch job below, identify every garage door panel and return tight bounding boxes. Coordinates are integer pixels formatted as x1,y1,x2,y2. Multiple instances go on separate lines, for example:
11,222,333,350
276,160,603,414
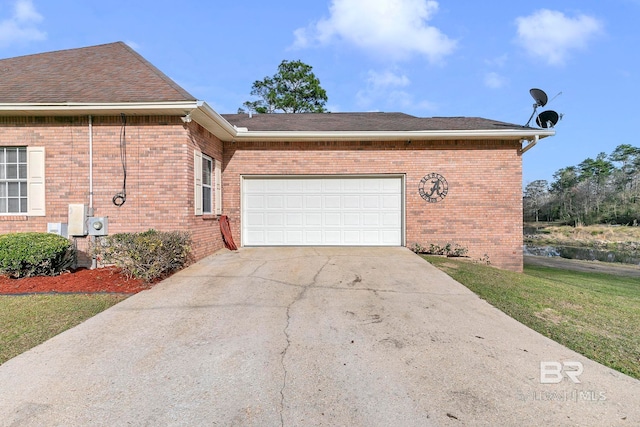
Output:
382,212,400,226
266,213,284,226
266,180,286,192
343,195,360,209
324,195,341,209
304,213,322,226
344,230,361,244
305,195,322,209
324,212,341,226
286,213,303,226
343,180,360,192
246,230,265,244
266,230,284,244
362,230,381,244
323,180,342,191
286,230,303,244
362,179,382,192
247,195,265,209
266,195,283,209
382,194,401,209
382,230,401,245
286,195,303,209
344,212,360,226
362,212,380,226
243,177,402,246
324,230,341,244
246,212,264,226
383,179,402,192
245,180,266,192
304,230,322,244
286,180,304,191
362,195,379,209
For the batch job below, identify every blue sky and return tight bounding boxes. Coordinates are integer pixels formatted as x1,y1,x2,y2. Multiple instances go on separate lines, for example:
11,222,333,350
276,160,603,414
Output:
1,0,638,185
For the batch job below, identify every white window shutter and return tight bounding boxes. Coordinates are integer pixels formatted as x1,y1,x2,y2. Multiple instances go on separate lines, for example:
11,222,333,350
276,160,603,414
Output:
27,146,46,216
194,150,203,215
214,159,222,215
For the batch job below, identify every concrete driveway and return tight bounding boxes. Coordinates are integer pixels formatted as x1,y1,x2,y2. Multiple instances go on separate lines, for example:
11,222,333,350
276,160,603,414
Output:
0,247,638,426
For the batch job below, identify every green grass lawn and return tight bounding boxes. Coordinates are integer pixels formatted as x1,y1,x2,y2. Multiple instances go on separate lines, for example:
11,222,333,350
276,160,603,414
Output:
0,294,128,365
424,256,640,380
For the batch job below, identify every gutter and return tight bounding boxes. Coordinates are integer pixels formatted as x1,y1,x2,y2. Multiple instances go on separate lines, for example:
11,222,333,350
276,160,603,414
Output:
229,128,555,142
0,101,555,145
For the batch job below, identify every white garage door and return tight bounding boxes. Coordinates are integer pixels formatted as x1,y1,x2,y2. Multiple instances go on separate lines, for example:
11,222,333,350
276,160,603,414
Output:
242,176,403,246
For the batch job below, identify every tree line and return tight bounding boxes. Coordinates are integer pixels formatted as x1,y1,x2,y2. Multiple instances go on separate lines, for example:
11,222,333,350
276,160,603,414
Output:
524,144,640,226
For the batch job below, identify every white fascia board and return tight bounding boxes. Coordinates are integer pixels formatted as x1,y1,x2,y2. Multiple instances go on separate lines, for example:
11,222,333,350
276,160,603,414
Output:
229,128,556,142
190,101,239,141
0,101,556,144
0,101,201,114
0,100,238,141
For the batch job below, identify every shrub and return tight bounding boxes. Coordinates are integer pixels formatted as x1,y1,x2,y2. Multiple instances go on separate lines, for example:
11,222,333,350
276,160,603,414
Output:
0,232,74,278
410,242,469,257
92,229,192,282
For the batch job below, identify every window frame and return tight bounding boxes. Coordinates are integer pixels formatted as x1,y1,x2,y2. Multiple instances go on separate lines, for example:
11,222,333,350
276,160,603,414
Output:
0,146,28,215
202,154,213,215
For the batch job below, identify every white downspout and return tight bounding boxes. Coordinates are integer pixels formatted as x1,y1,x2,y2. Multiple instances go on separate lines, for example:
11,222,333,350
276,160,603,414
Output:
519,134,539,155
89,115,96,269
89,115,94,211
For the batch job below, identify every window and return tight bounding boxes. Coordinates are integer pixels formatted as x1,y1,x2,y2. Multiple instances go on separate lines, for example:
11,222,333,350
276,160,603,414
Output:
202,155,213,214
0,146,45,216
0,147,27,214
194,150,220,216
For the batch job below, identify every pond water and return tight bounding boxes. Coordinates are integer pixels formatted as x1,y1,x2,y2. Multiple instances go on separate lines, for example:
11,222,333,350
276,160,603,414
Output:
524,245,640,266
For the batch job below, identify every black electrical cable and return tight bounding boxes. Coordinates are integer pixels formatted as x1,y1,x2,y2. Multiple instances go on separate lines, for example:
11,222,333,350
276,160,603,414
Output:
113,113,127,206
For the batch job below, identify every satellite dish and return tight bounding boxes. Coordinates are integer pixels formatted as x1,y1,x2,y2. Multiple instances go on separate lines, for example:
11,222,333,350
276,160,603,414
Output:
525,87,562,127
536,110,559,128
530,88,548,107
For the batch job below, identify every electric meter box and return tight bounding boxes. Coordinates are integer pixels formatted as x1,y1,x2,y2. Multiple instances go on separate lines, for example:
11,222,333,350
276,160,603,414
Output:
88,217,108,236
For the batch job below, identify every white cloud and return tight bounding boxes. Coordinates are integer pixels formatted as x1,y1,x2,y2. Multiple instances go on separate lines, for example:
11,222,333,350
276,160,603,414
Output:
366,69,411,89
484,54,509,68
293,0,457,63
356,69,435,112
515,9,603,66
0,0,46,46
484,72,507,89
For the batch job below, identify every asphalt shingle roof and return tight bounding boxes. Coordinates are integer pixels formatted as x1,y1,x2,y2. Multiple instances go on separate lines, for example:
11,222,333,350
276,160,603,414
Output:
0,42,530,133
0,42,195,103
222,112,528,132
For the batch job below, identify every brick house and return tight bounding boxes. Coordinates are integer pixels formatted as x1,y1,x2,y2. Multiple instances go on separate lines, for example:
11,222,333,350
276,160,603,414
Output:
0,42,553,271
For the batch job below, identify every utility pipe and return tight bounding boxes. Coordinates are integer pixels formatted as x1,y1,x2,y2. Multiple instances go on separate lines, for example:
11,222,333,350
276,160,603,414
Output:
89,115,97,269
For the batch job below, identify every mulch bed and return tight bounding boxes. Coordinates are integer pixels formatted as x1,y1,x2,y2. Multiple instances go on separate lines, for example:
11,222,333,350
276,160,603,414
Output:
0,267,151,295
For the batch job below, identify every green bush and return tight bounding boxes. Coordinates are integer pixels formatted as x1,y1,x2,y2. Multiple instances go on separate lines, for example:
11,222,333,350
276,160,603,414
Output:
92,229,192,282
409,242,468,257
0,232,74,278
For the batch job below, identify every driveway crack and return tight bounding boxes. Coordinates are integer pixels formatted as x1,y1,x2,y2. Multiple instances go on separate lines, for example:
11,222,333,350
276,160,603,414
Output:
278,256,331,427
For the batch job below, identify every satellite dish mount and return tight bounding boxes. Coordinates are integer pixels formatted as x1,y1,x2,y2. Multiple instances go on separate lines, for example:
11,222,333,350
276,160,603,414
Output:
525,88,561,128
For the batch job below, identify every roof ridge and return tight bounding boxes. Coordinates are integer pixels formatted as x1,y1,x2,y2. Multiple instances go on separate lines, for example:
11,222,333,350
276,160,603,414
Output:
114,42,196,101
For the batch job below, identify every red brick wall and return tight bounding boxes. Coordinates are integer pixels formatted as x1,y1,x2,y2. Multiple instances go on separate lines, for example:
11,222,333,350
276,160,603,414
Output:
0,117,524,271
0,116,224,264
223,140,524,271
